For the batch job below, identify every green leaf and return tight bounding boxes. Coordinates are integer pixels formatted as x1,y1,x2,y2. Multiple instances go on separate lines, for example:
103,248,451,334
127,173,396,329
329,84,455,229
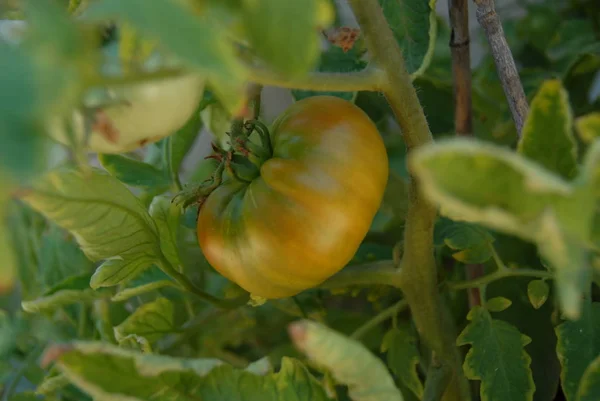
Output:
575,113,600,144
52,341,327,401
457,306,535,401
379,0,437,76
381,324,423,398
290,319,404,401
113,297,175,344
200,102,232,148
555,302,600,401
527,280,549,310
486,297,513,312
148,195,182,270
517,79,578,180
577,354,600,401
292,45,367,101
98,154,171,190
437,219,494,264
39,223,94,289
111,280,177,302
82,0,247,114
0,179,17,294
22,277,108,314
20,168,162,289
409,138,591,242
36,371,70,396
241,0,331,77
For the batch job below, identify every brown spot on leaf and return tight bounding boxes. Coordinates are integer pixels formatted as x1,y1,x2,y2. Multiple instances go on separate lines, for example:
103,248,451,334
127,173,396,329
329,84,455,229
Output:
92,110,120,144
40,344,75,368
325,26,361,52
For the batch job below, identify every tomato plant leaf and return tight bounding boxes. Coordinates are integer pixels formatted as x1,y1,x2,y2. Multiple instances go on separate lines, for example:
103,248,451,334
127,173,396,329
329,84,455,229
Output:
436,219,494,264
527,280,549,310
517,79,578,180
379,0,437,76
82,0,247,114
381,324,423,398
577,354,600,401
486,297,512,312
20,168,162,289
148,195,182,271
575,113,600,144
21,275,108,314
51,341,328,401
241,0,332,78
292,45,367,102
290,319,404,401
38,223,94,289
457,306,535,401
0,179,17,295
201,102,232,149
555,302,600,401
98,154,171,191
113,297,175,344
111,280,177,302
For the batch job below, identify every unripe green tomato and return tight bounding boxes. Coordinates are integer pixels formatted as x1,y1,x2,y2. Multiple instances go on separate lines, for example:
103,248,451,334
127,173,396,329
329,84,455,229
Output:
197,96,389,299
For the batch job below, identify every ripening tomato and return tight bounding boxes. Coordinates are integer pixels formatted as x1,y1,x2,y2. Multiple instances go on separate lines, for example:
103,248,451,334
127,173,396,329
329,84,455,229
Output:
197,96,389,299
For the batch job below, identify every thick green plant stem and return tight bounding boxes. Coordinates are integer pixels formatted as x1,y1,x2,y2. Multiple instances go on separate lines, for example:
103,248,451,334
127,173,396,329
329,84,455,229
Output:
347,1,470,400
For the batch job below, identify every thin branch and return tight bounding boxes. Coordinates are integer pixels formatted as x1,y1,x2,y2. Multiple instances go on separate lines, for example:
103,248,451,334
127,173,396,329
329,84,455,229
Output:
448,267,552,290
350,299,408,340
318,260,401,290
473,0,529,135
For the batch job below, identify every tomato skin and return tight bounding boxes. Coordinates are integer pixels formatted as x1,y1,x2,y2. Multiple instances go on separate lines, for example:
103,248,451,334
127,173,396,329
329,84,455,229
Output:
197,96,389,298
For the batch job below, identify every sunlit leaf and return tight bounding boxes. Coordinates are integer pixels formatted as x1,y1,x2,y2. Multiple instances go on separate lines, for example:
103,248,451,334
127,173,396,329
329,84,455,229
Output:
486,297,512,312
517,79,578,180
114,297,175,344
555,302,600,401
20,168,162,289
148,195,182,270
379,0,437,76
457,306,535,401
290,319,404,401
51,341,327,401
381,324,423,398
575,113,600,144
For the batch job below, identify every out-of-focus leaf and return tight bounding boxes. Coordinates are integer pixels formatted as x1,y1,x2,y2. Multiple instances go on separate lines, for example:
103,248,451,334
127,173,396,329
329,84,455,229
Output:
575,113,600,144
290,319,404,401
517,79,578,180
111,280,177,302
435,219,494,264
578,354,600,401
457,306,535,401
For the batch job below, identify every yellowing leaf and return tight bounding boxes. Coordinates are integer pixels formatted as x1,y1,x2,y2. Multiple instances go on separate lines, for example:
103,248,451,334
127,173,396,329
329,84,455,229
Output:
486,297,512,312
518,79,578,180
457,306,535,401
290,319,404,401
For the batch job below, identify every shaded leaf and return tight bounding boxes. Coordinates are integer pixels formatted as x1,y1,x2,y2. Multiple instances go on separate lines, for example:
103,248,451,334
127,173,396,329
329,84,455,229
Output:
555,302,600,401
381,324,423,398
527,280,549,310
114,297,174,344
98,154,171,190
82,0,247,114
486,297,512,312
292,45,367,101
379,0,437,76
437,219,494,264
457,306,535,401
241,0,332,77
22,284,108,314
148,195,182,270
52,341,327,401
577,354,600,401
20,168,162,289
290,319,404,401
575,113,600,144
517,79,578,180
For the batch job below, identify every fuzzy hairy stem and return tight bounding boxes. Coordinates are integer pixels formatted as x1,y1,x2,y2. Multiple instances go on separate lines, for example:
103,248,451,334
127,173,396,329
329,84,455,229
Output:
347,1,470,400
473,0,529,135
